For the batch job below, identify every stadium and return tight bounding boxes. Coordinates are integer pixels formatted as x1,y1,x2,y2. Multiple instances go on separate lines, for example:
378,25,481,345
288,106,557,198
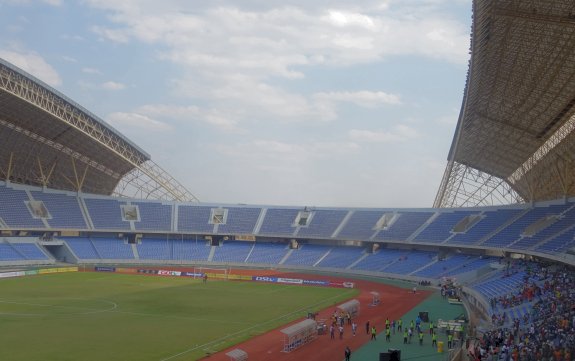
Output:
1,1,575,361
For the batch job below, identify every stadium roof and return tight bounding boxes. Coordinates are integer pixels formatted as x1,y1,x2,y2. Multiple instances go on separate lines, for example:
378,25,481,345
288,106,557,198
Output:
435,0,575,207
0,58,198,202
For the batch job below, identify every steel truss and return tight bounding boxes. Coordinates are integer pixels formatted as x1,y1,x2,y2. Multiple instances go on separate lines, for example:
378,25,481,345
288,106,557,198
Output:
434,161,523,208
0,58,199,202
114,161,199,202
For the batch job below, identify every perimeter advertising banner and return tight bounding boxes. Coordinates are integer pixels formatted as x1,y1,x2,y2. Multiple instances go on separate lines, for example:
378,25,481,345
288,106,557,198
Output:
0,271,25,278
38,267,78,274
87,266,350,288
302,279,330,286
252,276,278,283
95,266,116,272
157,270,182,276
137,269,158,275
252,276,334,287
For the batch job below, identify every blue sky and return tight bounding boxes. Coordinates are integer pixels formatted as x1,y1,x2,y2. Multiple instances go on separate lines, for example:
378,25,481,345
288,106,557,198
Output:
0,0,472,207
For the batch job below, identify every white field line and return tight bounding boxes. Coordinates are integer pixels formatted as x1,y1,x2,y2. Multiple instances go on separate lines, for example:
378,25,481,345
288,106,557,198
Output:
0,298,250,325
0,298,118,315
159,289,356,361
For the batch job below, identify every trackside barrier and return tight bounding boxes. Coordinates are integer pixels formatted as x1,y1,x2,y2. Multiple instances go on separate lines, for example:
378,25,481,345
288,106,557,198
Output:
0,267,77,279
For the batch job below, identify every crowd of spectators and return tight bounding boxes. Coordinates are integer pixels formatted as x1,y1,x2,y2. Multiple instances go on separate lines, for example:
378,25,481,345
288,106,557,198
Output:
488,262,545,327
469,260,575,361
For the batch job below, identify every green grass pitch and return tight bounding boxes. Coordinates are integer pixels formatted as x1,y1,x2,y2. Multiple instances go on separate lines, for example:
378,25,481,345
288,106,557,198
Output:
0,272,358,361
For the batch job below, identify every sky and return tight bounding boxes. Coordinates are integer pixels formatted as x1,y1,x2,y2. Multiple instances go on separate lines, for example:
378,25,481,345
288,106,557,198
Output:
0,0,472,208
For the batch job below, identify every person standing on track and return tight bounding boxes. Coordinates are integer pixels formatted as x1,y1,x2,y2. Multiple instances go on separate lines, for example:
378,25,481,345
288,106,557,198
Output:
345,346,351,361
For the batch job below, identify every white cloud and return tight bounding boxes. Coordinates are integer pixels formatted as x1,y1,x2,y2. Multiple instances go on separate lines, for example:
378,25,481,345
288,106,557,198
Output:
0,50,62,86
82,67,102,74
62,0,468,207
87,2,470,70
83,1,469,128
171,74,337,124
91,25,131,43
106,112,172,131
436,113,459,126
315,90,401,107
137,104,241,132
101,81,126,90
218,139,360,172
61,34,85,41
349,124,419,143
43,0,62,6
1,0,62,5
324,10,376,29
62,55,77,63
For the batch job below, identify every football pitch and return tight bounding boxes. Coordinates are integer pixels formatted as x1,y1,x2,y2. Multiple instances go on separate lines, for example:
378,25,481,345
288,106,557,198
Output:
0,272,359,361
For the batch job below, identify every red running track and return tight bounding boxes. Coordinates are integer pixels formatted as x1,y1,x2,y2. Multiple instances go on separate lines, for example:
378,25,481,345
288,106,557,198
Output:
200,270,431,361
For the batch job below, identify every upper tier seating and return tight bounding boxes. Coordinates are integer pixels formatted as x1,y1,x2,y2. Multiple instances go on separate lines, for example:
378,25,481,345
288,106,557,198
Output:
84,198,128,230
31,191,87,229
0,186,44,228
482,204,571,248
296,210,348,238
133,202,172,232
414,211,475,243
217,207,261,235
258,208,300,236
336,210,383,240
447,209,523,246
177,206,214,233
373,212,434,241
